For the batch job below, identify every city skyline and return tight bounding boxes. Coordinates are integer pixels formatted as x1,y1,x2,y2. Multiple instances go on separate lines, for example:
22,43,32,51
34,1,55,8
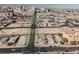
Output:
1,4,79,9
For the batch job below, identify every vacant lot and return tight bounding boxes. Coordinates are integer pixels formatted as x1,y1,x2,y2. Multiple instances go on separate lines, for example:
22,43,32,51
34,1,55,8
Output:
0,28,31,36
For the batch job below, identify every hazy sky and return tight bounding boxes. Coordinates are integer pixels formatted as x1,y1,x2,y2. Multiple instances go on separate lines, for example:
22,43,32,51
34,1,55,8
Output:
23,4,79,8
1,4,79,9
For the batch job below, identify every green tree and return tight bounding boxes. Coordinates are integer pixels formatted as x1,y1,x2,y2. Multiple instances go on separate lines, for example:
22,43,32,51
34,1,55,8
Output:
58,33,63,37
63,38,68,42
60,41,65,45
70,41,76,45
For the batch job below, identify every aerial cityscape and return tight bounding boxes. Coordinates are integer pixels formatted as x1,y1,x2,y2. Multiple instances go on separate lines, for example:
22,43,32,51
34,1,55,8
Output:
0,5,79,54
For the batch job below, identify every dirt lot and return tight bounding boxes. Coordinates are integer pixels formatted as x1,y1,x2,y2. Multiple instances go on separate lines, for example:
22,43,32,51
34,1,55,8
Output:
0,28,31,36
7,23,32,27
35,28,62,34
